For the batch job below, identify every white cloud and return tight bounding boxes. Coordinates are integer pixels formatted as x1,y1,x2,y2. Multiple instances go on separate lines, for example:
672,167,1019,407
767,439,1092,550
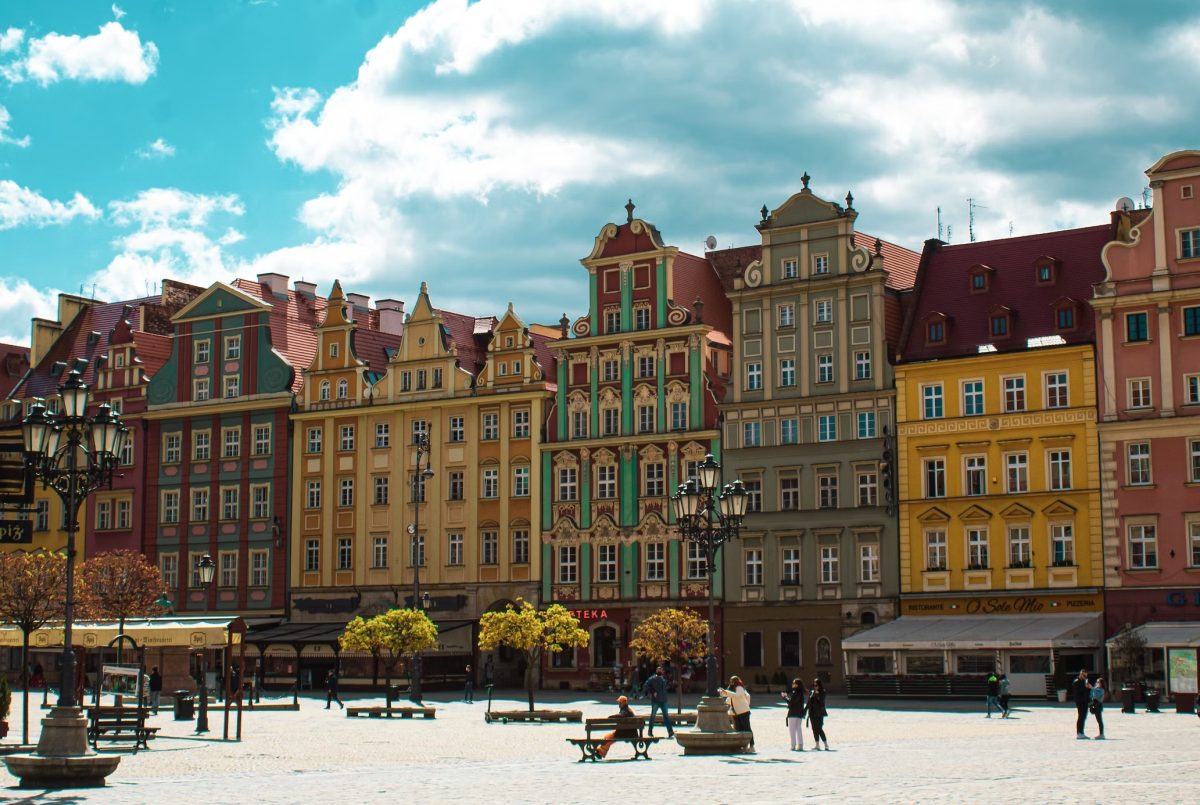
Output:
11,21,158,85
0,180,100,230
0,278,60,346
0,105,30,147
112,4,126,20
137,137,175,159
0,27,23,54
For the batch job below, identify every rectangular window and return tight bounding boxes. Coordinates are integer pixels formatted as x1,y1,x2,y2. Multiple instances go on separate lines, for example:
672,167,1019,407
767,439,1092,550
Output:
559,545,578,583
160,554,179,589
746,363,762,391
224,335,241,360
253,425,272,455
432,368,443,388
400,372,411,392
743,632,764,668
820,546,839,583
596,465,617,499
1129,378,1152,409
1005,453,1028,493
1045,372,1069,409
223,376,240,398
305,539,320,572
1181,228,1200,259
220,551,237,587
857,471,878,506
339,425,354,451
818,414,837,442
780,476,800,510
817,354,833,383
339,478,354,508
1127,442,1151,485
194,378,210,401
781,548,801,584
854,351,872,380
1187,375,1200,406
161,490,180,524
670,402,688,430
411,419,428,445
860,543,879,582
778,304,795,327
221,487,239,520
193,431,211,461
1128,524,1158,569
251,484,269,519
164,433,182,464
922,384,944,419
602,359,619,381
337,538,352,571
482,413,499,440
512,465,529,497
417,369,427,389
481,531,498,565
449,416,465,442
963,380,984,416
1008,526,1031,567
482,468,499,499
815,299,832,323
780,631,801,667
223,428,240,458
813,254,829,275
1184,306,1200,336
680,541,704,579
373,476,389,505
1190,522,1200,568
743,477,761,512
1049,450,1072,491
96,501,112,530
964,455,986,496
1190,439,1200,483
119,433,134,466
1004,376,1026,412
34,500,48,531
116,499,131,529
597,544,617,582
638,356,655,378
513,530,530,564
743,421,761,447
645,542,665,580
306,427,322,453
372,537,388,569
634,307,651,330
779,359,796,387
926,530,947,570
192,488,210,521
638,405,655,434
374,423,390,448
572,411,589,438
195,340,210,364
558,467,578,501
783,258,798,279
744,548,763,586
1126,312,1149,342
513,410,530,438
603,408,619,436
780,418,798,444
448,471,464,501
817,472,838,509
924,458,946,498
1057,307,1075,329
448,533,464,566
967,528,989,569
410,535,425,567
857,411,876,439
189,552,205,587
1052,524,1074,565
604,310,621,334
641,462,664,497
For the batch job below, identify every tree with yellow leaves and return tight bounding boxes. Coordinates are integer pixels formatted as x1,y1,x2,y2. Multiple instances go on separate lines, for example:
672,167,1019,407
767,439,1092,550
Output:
478,599,588,711
0,551,66,745
339,608,438,697
629,607,708,713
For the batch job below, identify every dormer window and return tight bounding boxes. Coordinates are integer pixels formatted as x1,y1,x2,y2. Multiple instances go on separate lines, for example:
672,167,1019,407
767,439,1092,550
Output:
1034,256,1059,284
1053,298,1080,332
925,313,948,345
967,264,993,293
988,305,1012,339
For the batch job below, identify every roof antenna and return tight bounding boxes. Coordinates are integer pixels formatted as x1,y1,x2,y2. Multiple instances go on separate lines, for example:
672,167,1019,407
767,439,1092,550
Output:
1008,221,1014,237
967,198,986,243
937,206,943,241
946,225,953,244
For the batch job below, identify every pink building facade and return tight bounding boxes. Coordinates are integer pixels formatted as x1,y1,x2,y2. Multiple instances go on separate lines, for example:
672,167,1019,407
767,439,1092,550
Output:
1092,151,1200,635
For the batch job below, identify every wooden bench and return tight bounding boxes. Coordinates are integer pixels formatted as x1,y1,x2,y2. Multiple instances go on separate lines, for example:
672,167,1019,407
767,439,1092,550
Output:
485,709,582,724
86,706,159,752
345,706,436,719
565,716,660,762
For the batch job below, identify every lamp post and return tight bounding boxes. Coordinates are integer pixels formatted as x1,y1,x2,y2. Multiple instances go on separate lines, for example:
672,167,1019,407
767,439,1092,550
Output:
408,434,434,705
3,370,127,785
669,454,748,698
194,554,215,733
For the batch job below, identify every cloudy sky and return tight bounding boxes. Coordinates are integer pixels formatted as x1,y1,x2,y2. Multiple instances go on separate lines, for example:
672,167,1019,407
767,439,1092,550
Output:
0,0,1195,345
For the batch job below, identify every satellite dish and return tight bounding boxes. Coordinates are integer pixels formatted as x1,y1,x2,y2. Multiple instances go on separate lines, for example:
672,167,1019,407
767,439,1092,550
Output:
1115,197,1135,213
704,235,718,251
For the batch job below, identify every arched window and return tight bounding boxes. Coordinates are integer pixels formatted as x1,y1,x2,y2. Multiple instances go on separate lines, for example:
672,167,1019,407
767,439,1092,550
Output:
336,379,348,399
816,637,832,666
860,611,877,626
319,381,330,401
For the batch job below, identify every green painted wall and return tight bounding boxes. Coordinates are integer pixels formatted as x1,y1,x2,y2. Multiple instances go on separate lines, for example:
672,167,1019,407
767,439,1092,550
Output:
620,266,632,333
589,362,599,437
580,543,592,601
556,361,568,441
688,346,702,429
541,452,552,529
655,258,666,326
589,274,599,337
620,450,637,526
621,348,632,434
620,542,638,599
668,539,680,599
580,457,591,529
542,544,553,601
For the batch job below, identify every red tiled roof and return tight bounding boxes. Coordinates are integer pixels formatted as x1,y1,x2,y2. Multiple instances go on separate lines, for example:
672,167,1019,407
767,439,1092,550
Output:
854,232,920,291
671,251,732,337
898,224,1112,363
707,246,762,291
0,343,30,399
436,309,496,378
529,330,557,383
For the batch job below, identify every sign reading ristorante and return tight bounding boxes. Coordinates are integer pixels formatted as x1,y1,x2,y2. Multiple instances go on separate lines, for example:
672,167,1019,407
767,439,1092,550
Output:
900,592,1103,617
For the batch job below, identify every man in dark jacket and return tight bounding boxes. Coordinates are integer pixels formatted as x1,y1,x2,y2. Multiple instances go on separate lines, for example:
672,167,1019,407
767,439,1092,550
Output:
985,673,1000,718
642,666,673,738
1071,669,1091,738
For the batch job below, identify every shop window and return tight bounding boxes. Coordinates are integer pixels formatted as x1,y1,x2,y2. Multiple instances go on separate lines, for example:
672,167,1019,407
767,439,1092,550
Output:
1008,655,1051,674
906,654,945,675
855,654,892,674
780,631,801,667
956,654,996,675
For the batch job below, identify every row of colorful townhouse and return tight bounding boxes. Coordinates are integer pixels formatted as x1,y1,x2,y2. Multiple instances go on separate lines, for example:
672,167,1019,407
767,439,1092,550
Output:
1,151,1197,697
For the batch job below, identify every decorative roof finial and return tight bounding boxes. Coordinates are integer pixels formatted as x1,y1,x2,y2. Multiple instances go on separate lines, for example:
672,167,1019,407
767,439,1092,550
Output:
760,204,769,222
874,237,882,257
845,191,854,209
693,297,705,325
419,281,429,295
625,199,635,223
801,172,810,190
559,312,570,338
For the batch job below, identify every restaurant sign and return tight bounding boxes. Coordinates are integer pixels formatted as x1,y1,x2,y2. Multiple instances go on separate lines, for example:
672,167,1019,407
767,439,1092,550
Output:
901,592,1102,617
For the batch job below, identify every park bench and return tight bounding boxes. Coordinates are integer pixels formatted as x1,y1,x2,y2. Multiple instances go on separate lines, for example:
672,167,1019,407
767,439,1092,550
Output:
485,709,582,723
565,716,660,762
86,706,159,752
346,705,436,719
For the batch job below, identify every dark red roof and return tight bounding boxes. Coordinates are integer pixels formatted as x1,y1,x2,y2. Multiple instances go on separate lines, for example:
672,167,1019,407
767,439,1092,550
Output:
854,232,920,291
434,310,496,378
708,245,762,291
0,343,29,399
899,224,1112,362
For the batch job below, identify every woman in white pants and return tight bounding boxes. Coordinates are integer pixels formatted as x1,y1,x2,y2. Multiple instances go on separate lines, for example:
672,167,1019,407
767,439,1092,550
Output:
782,678,808,750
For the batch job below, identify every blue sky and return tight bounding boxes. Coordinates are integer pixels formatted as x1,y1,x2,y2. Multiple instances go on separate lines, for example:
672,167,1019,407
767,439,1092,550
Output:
0,0,1196,345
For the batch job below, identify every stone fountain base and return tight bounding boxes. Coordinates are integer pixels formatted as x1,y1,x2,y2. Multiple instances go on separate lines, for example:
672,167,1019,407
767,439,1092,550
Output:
673,696,754,756
2,707,121,789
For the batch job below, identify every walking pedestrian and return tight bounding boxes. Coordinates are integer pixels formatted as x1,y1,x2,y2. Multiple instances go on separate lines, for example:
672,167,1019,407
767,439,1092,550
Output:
483,657,494,687
1089,676,1106,739
806,678,829,750
986,672,1000,717
998,673,1011,718
464,664,474,703
253,661,263,704
718,675,754,751
1071,669,1091,739
641,666,673,737
148,666,163,715
325,669,345,710
781,678,807,751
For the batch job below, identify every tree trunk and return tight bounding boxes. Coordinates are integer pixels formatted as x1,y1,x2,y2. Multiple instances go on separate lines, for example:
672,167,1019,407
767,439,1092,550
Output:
524,650,536,712
21,630,29,746
675,659,685,714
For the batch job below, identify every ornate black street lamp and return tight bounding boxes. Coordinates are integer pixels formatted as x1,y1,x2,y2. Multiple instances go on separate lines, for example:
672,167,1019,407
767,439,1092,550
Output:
670,454,748,698
408,434,434,705
194,554,215,733
21,372,127,709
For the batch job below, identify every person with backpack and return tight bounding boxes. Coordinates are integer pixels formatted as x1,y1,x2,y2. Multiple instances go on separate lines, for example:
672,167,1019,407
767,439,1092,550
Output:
781,678,808,750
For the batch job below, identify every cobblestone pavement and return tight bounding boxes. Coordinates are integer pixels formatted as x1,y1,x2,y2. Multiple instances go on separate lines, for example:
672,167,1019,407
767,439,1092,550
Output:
1,690,1197,804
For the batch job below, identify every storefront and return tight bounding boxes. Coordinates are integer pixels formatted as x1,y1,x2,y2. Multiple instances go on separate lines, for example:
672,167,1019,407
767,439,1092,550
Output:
843,592,1104,699
723,601,846,692
1104,588,1200,637
1105,622,1200,706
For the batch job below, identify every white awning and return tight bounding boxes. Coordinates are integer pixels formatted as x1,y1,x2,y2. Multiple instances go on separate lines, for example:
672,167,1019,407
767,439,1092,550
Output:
1105,622,1200,649
842,613,1102,651
0,616,246,650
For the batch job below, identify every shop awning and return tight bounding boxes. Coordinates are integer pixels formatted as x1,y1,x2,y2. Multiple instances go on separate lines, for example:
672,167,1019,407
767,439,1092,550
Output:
1105,622,1200,649
245,619,475,654
0,616,246,650
842,613,1102,651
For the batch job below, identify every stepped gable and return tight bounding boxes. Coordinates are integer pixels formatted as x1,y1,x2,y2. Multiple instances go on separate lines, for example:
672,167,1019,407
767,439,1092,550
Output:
899,224,1112,363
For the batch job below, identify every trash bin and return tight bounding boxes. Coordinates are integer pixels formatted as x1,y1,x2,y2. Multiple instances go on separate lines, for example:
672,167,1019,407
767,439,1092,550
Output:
174,690,195,720
1144,688,1161,713
1120,686,1136,714
1174,692,1195,714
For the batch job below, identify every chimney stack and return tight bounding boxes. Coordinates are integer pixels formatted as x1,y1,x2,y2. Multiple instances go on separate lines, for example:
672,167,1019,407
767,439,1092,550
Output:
346,293,370,312
376,299,405,336
257,273,289,298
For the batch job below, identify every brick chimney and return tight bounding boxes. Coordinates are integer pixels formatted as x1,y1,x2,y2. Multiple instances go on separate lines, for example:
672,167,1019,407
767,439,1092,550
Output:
346,293,370,312
257,273,289,299
294,280,317,300
376,299,405,336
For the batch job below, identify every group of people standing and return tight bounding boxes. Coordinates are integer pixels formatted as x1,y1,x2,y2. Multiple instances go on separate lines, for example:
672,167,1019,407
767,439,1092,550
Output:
1071,669,1106,740
781,678,829,751
985,673,1012,718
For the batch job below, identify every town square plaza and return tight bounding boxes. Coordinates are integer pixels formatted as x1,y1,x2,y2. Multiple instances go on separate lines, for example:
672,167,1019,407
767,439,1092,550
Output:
0,690,1196,804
